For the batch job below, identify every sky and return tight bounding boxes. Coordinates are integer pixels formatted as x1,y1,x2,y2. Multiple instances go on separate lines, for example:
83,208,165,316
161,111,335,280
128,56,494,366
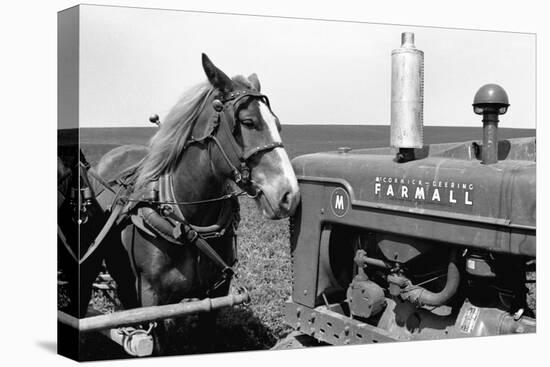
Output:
75,5,535,128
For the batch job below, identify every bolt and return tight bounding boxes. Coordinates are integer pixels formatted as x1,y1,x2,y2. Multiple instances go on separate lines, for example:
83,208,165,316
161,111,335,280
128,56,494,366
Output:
344,326,350,336
310,312,316,323
320,208,325,214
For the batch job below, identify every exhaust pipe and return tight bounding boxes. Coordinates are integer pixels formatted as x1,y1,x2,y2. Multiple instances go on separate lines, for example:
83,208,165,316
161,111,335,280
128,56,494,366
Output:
391,32,424,162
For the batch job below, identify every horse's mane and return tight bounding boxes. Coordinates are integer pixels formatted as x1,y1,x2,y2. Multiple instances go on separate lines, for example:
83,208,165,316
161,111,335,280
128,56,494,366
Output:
134,81,214,189
134,76,253,189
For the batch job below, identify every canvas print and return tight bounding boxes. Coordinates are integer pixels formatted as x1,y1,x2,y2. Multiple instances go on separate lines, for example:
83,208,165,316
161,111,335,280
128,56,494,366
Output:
57,4,536,361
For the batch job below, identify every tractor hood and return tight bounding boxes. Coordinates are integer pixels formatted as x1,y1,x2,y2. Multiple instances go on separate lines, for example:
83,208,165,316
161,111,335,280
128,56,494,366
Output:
292,137,535,255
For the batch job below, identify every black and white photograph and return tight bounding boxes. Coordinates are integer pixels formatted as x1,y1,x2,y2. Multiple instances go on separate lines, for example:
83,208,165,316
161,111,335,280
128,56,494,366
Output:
3,1,547,366
55,3,538,362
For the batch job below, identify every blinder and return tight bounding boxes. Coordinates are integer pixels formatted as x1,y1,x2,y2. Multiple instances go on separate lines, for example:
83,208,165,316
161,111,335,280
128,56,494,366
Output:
218,89,271,133
183,87,282,196
207,88,282,194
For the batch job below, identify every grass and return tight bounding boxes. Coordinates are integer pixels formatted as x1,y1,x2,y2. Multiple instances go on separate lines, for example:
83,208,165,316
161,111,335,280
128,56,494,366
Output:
225,197,294,341
76,196,292,360
60,125,536,359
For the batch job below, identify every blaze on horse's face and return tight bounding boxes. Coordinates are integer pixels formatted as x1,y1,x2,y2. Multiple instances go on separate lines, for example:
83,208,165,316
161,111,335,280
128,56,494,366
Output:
202,54,300,219
237,96,300,219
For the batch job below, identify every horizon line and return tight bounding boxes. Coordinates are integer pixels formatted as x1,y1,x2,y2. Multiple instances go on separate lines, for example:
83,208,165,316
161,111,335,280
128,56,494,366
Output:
76,123,535,129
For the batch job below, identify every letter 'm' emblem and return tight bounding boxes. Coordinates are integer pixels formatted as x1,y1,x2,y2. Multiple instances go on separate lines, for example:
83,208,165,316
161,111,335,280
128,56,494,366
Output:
331,187,350,217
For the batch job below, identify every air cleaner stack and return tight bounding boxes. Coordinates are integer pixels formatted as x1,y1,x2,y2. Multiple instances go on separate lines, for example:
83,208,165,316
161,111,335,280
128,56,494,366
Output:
391,32,424,162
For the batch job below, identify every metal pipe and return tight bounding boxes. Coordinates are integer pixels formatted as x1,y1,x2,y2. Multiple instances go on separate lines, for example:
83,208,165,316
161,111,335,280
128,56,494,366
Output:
58,291,250,332
482,113,499,164
472,84,509,164
392,249,460,306
356,251,391,269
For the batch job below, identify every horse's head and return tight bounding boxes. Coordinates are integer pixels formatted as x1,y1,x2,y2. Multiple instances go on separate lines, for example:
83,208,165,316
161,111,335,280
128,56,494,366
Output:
200,54,300,219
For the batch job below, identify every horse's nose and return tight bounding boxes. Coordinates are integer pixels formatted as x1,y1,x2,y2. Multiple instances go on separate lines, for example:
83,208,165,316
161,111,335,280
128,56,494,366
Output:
279,190,300,215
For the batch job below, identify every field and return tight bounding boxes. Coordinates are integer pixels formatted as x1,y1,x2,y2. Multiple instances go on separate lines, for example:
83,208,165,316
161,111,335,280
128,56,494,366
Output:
77,125,535,164
69,125,535,359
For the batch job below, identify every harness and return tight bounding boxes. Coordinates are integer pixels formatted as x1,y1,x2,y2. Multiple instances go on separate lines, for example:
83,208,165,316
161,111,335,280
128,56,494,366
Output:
126,174,242,295
122,88,284,293
60,86,283,295
58,155,106,263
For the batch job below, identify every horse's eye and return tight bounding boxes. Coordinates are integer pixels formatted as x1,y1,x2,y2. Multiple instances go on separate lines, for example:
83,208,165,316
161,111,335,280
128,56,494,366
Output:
241,119,255,126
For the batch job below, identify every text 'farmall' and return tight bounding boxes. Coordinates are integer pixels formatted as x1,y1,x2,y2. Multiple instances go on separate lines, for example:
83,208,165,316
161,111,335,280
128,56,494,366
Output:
374,176,474,207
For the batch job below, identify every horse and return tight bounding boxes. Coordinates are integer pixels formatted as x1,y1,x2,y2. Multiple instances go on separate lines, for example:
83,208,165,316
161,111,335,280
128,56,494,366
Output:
94,54,300,352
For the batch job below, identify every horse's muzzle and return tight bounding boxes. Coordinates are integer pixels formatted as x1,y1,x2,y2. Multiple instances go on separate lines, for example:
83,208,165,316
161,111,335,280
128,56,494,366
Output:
256,185,300,219
278,189,300,217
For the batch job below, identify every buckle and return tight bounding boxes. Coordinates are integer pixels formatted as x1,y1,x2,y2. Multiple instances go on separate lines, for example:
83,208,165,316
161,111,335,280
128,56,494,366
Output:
187,229,199,243
240,165,250,183
160,205,173,217
233,169,242,183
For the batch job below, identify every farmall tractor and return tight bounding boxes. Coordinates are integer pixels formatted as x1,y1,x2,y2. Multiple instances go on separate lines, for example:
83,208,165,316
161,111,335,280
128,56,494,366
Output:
283,32,536,344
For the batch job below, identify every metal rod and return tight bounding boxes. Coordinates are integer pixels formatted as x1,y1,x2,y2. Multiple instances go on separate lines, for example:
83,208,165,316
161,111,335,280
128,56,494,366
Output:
58,291,249,332
58,310,79,329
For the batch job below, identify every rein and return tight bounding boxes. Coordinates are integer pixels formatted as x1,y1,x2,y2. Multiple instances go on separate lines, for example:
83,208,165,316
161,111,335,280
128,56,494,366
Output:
126,190,247,206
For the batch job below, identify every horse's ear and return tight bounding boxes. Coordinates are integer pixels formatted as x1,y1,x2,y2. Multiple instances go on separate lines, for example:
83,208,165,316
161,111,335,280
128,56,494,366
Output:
248,73,261,92
201,53,233,92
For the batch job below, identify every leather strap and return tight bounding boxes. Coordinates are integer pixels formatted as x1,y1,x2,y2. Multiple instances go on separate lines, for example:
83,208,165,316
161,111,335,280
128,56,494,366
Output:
85,165,117,195
163,174,236,237
58,225,78,262
243,141,284,161
137,206,234,281
136,172,237,280
79,203,124,265
173,222,233,275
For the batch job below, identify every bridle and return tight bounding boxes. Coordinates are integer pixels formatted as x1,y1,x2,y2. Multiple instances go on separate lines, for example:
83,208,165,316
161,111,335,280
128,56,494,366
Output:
183,88,284,198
